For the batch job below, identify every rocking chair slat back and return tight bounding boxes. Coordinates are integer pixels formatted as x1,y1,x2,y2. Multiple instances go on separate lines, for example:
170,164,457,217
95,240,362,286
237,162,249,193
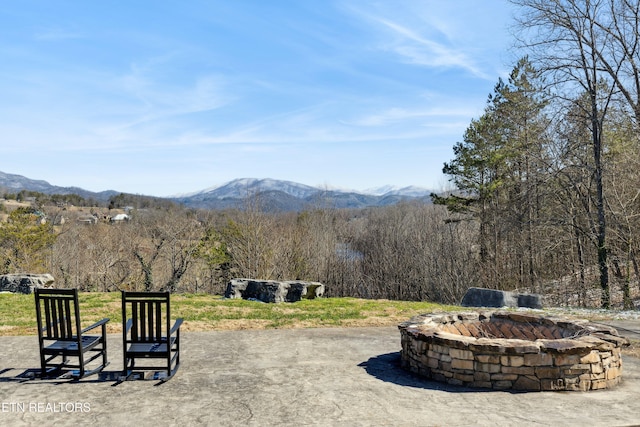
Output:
36,289,79,341
123,292,170,343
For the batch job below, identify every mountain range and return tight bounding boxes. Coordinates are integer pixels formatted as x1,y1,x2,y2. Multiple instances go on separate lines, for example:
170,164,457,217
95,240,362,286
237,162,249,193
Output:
0,172,434,211
0,171,119,201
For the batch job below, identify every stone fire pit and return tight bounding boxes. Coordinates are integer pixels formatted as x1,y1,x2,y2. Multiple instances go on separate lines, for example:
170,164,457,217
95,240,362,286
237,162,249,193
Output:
398,311,629,391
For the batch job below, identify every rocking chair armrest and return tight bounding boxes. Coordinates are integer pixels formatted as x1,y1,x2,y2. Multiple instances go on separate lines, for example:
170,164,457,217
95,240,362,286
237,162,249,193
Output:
169,318,184,335
81,318,110,334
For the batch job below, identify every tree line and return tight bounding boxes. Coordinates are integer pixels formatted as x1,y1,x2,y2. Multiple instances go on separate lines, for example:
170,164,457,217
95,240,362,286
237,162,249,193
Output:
0,198,478,304
435,0,640,308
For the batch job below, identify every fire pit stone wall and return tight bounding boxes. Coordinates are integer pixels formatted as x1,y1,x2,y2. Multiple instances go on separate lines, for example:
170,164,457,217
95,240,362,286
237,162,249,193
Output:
398,311,629,391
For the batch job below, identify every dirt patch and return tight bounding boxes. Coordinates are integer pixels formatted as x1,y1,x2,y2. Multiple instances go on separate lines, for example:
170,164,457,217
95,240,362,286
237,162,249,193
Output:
204,319,275,330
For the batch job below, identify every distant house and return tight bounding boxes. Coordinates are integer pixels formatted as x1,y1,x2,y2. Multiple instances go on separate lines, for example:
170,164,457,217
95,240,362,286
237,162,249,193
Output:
110,213,130,223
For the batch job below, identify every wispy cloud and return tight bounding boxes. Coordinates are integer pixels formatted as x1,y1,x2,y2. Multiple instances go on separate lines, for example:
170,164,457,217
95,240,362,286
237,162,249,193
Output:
344,5,491,80
117,75,229,124
118,53,231,115
378,18,479,70
171,105,465,148
345,105,477,127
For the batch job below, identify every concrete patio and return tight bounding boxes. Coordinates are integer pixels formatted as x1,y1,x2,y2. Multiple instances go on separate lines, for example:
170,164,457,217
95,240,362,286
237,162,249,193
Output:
1,324,640,426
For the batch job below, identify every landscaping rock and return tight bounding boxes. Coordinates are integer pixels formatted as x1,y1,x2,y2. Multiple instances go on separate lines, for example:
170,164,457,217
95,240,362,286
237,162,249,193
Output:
461,287,542,309
0,273,55,294
224,278,325,303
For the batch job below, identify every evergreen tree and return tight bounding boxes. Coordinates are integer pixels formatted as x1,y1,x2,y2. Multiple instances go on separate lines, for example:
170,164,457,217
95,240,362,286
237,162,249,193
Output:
435,58,549,288
0,207,57,273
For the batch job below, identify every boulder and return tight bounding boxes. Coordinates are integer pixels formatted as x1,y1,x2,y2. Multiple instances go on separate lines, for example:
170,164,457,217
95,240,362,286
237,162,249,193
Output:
0,273,55,294
225,278,325,303
285,281,325,301
517,293,543,309
461,287,542,309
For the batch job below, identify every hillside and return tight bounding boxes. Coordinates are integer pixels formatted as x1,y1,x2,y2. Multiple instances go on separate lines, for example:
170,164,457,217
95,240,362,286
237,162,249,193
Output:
0,172,434,211
169,178,434,211
0,171,118,202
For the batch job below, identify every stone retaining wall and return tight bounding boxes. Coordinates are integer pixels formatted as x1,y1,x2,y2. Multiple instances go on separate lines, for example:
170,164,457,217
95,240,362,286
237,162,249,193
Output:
399,311,629,391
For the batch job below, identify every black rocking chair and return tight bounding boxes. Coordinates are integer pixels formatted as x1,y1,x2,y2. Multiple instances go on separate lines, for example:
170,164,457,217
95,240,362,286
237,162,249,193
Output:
121,291,183,381
34,288,109,379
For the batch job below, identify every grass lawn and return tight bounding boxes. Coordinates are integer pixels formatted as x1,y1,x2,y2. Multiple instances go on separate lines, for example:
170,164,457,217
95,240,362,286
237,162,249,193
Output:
0,292,458,336
4,292,639,358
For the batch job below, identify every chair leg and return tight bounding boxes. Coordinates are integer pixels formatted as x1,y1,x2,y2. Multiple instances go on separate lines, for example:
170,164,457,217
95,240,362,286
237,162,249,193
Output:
40,352,47,377
101,324,108,369
77,353,85,378
122,355,135,376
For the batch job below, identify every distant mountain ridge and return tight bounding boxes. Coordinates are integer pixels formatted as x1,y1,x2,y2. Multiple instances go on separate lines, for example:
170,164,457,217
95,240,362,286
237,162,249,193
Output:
179,178,320,199
170,178,433,210
0,171,118,201
176,178,432,199
0,172,434,211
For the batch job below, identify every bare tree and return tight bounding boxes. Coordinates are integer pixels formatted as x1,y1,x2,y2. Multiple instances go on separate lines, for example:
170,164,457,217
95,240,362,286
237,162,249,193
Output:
602,109,640,308
128,209,203,292
219,194,278,280
511,0,624,307
350,203,478,303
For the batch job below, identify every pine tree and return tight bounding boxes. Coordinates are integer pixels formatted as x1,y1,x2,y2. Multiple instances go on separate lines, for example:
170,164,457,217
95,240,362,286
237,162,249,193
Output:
435,58,549,288
0,207,57,273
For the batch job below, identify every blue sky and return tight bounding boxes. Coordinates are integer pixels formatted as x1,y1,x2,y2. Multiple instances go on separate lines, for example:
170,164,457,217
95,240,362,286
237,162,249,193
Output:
1,1,517,197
